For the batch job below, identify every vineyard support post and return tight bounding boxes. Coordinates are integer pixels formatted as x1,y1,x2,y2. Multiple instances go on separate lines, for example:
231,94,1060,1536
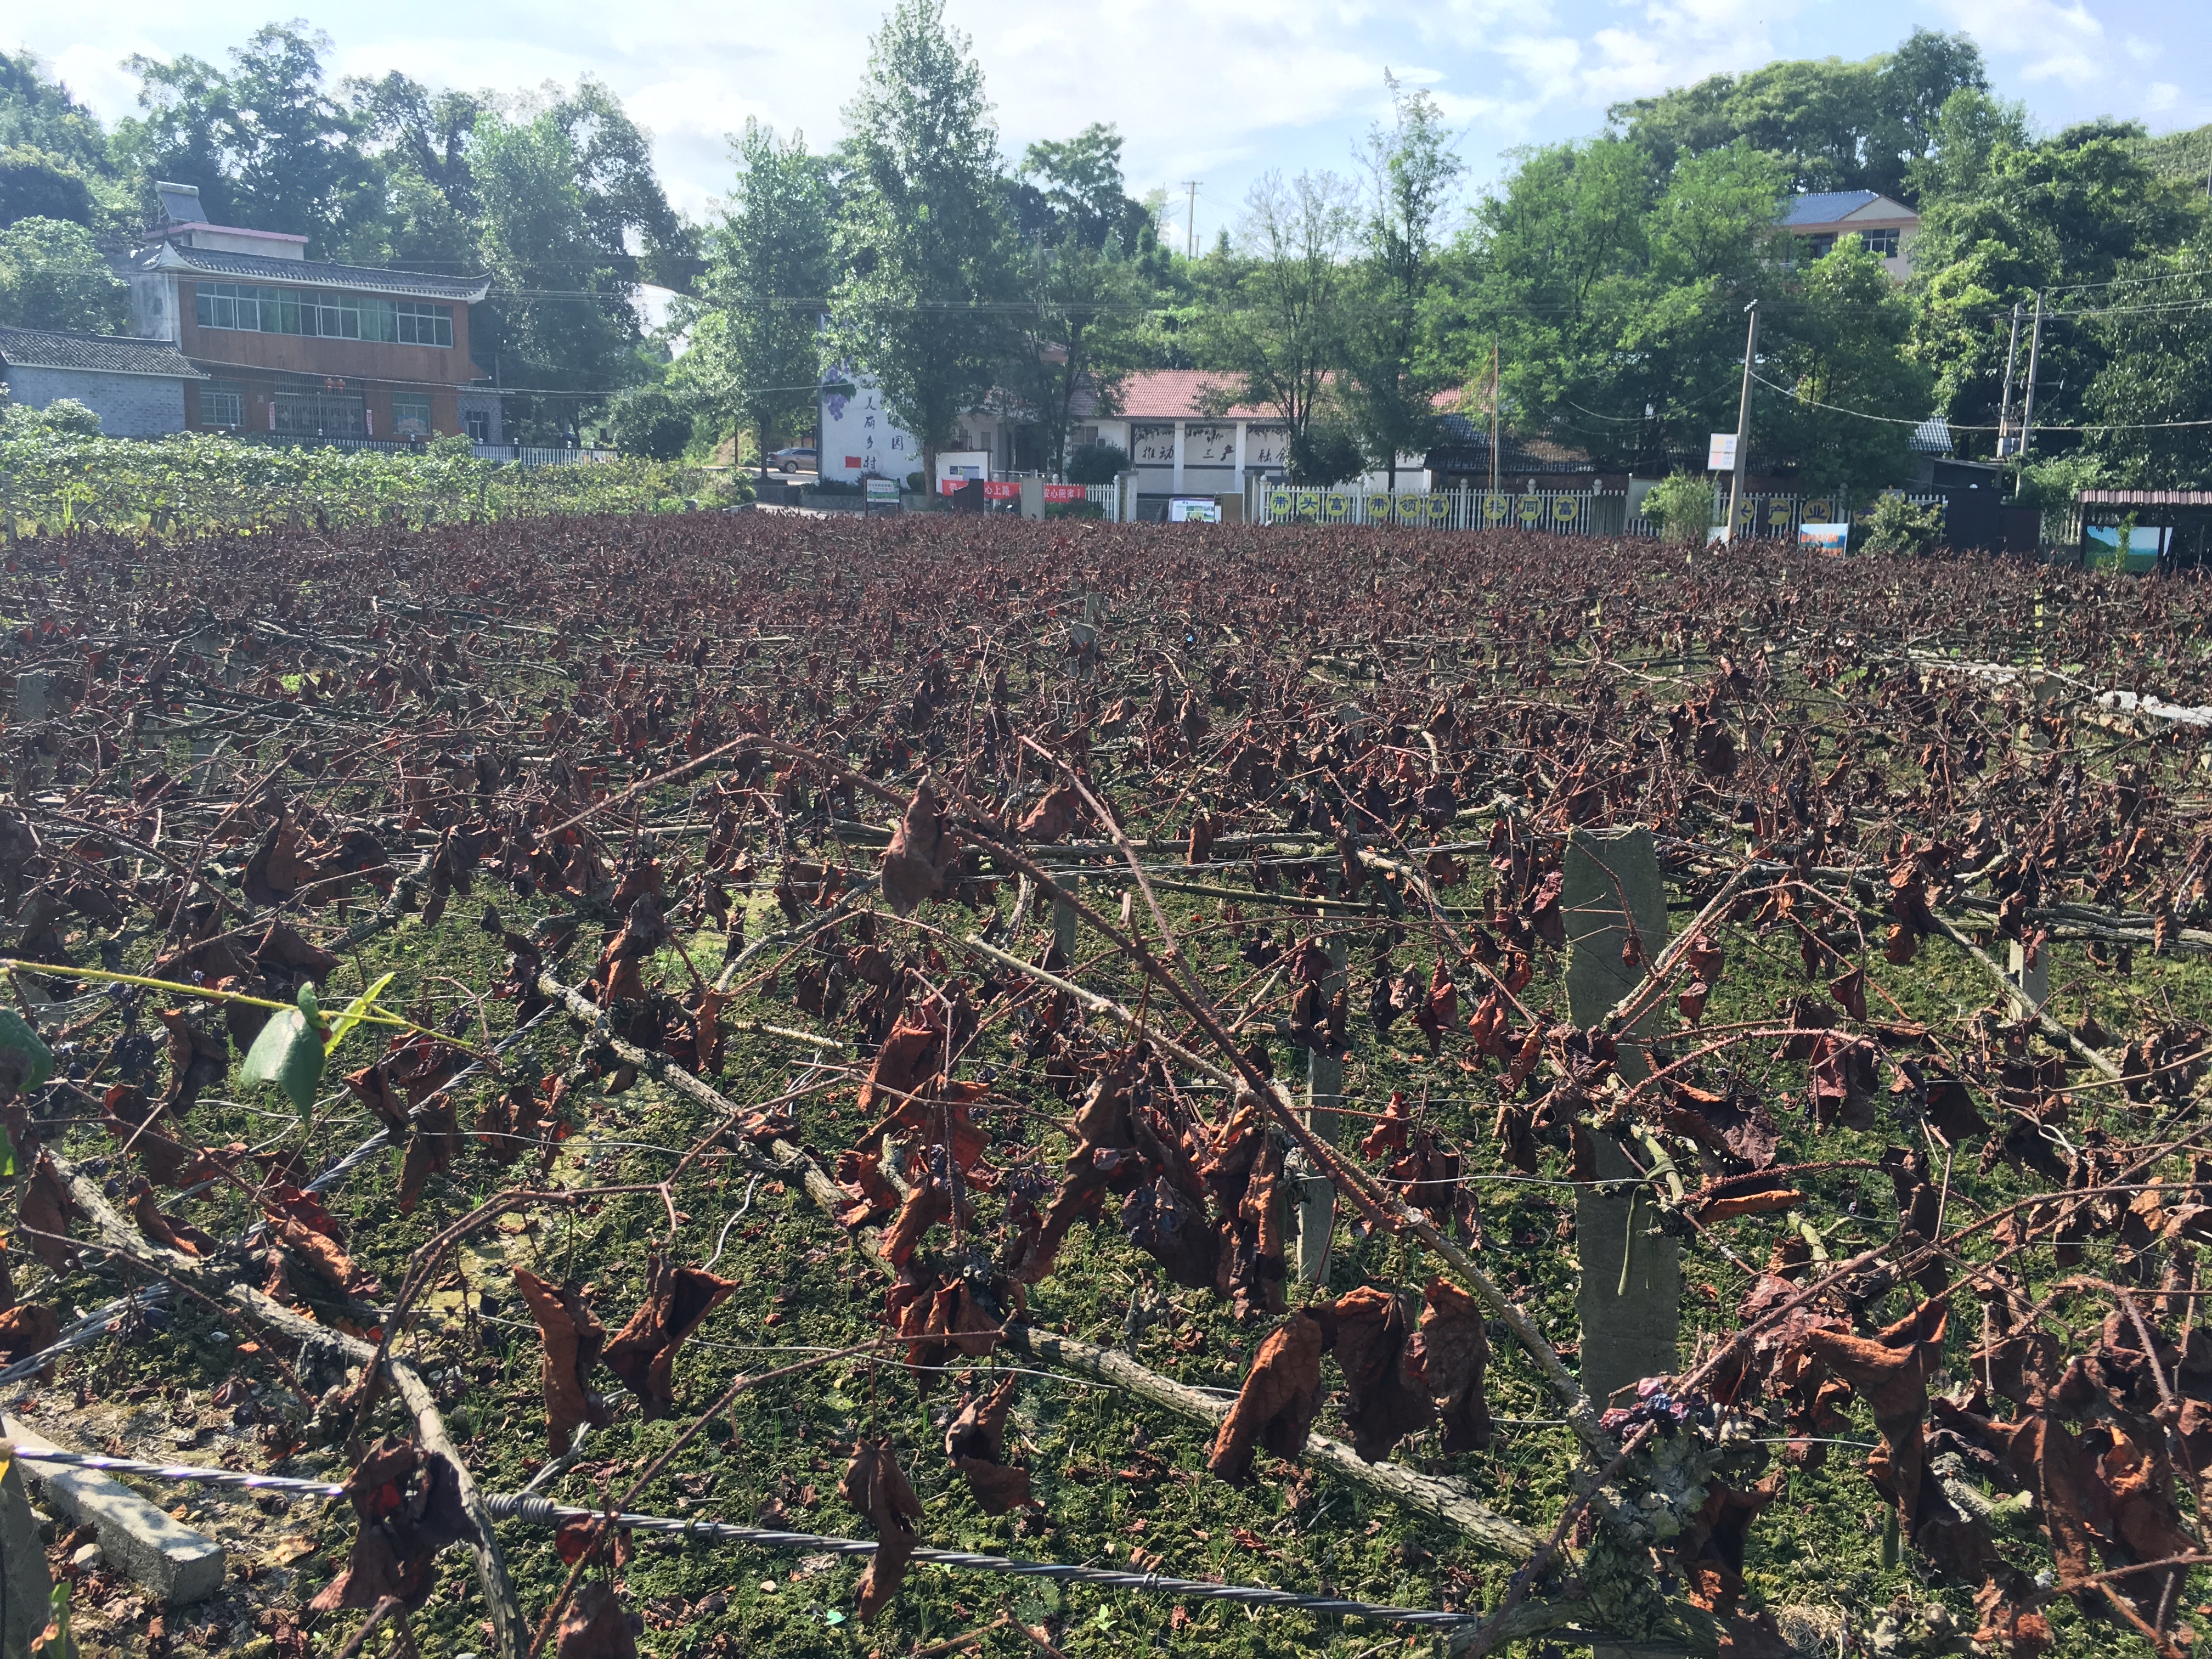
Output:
1052,872,1077,969
1294,932,1348,1283
2,1448,51,1659
1562,827,1679,1417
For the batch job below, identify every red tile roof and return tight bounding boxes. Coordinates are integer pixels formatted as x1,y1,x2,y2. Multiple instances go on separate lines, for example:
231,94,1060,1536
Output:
1110,370,1277,421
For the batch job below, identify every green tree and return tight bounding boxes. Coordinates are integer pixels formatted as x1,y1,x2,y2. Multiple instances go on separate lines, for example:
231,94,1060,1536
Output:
1441,138,1782,472
1003,124,1154,478
0,50,112,176
0,147,103,229
2078,241,2212,488
0,217,127,332
342,72,486,273
1908,111,2199,445
1763,235,1931,499
686,119,834,483
1611,27,1985,202
1343,76,1463,487
827,0,1013,490
116,24,379,254
609,383,691,459
1197,170,1359,455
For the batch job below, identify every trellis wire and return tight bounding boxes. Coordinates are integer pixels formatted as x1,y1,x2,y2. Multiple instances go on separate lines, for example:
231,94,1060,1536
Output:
486,1494,1477,1629
0,1447,1477,1632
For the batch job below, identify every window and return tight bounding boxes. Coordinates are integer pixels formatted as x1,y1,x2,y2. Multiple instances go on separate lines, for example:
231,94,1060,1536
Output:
200,380,244,428
464,409,490,443
396,302,451,347
193,283,450,346
1859,227,1901,258
273,391,366,438
391,394,432,436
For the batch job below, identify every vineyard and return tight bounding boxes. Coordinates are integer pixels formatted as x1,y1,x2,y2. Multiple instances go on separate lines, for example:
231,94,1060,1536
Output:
0,430,743,537
0,512,2209,1659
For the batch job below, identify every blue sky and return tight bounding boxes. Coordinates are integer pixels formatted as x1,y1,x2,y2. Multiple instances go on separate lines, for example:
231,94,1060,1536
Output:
18,0,2211,245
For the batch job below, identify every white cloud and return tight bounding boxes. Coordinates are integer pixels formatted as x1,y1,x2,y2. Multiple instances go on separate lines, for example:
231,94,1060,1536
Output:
1934,0,2104,88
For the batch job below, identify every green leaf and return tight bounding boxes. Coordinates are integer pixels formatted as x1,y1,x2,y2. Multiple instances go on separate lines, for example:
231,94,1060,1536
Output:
241,1007,325,1113
324,971,395,1056
0,1006,53,1094
0,1121,14,1180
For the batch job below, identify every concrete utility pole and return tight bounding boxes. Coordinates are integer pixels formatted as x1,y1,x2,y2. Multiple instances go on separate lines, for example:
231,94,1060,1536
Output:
1489,340,1502,500
1723,301,1759,544
2018,291,2046,458
1996,302,2023,460
1182,182,1199,259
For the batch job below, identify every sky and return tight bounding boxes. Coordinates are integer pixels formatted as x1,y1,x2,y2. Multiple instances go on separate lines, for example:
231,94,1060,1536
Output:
16,0,2212,249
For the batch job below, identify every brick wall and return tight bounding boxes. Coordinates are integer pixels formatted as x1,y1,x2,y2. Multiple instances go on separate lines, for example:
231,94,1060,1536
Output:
2,366,188,437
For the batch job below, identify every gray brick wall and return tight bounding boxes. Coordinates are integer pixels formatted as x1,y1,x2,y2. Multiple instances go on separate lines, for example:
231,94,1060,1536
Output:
1,366,188,437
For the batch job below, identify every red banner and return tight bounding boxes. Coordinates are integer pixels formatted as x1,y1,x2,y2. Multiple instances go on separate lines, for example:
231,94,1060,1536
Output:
1043,483,1086,503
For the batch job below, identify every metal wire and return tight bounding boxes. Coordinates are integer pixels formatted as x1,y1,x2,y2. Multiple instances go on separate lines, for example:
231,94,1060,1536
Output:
4,1443,345,1500
0,1448,1476,1631
0,1291,170,1390
483,1494,1477,1629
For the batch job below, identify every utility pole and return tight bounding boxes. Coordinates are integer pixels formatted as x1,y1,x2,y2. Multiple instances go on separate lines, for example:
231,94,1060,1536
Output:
1995,302,2023,461
1182,181,1199,259
1489,339,1501,501
1723,301,1759,545
2018,290,2046,458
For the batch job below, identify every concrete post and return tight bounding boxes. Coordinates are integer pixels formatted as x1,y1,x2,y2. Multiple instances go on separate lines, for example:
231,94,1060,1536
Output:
1052,873,1077,971
1562,827,1679,1415
1294,934,1348,1283
1020,476,1045,520
2,1451,52,1659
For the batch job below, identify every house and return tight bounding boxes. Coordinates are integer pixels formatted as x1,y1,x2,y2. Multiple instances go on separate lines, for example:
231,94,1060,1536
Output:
1779,190,1918,281
0,324,206,436
125,183,503,443
1063,371,1291,507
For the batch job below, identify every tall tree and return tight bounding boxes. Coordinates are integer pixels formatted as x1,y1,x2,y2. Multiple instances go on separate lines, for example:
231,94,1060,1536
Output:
1344,76,1462,487
1002,124,1155,478
1611,28,1985,203
116,25,379,253
1761,235,1931,499
470,104,641,441
1909,111,2198,447
0,216,128,331
2080,239,2212,489
827,0,1013,488
1197,170,1359,461
687,119,835,479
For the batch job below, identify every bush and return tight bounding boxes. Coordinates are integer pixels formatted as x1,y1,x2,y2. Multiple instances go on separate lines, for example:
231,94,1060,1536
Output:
608,386,692,461
1045,499,1105,521
1862,492,1943,555
1064,441,1127,485
1,395,100,437
1644,473,1716,544
1286,424,1364,487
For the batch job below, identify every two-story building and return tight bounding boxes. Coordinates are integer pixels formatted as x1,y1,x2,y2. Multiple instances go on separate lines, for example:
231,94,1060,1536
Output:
1779,190,1919,281
126,183,502,442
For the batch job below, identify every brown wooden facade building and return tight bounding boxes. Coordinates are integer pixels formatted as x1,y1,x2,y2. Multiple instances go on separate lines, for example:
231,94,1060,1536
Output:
126,183,498,443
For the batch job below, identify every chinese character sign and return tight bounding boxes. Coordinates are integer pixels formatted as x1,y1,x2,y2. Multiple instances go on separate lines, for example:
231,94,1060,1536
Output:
819,368,921,484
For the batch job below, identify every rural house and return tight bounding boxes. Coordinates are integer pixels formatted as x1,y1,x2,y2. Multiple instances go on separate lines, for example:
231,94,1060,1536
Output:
1779,189,1919,280
0,324,206,436
125,183,503,443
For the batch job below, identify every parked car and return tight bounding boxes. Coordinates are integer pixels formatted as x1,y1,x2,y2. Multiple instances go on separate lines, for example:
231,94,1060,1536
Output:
769,447,818,472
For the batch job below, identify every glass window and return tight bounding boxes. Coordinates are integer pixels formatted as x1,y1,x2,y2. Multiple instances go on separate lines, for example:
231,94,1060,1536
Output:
394,301,452,347
391,394,432,436
200,380,244,428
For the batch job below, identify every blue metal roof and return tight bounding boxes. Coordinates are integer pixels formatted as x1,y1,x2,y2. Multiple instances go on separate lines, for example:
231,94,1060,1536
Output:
1780,190,1883,227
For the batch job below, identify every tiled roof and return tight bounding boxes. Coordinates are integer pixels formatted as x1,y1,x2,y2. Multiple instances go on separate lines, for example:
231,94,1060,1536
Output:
0,325,207,380
1780,191,1881,226
1425,413,1600,475
140,244,490,302
1110,370,1277,421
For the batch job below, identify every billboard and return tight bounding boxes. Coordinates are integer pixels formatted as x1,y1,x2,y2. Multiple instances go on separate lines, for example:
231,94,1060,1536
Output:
1168,497,1221,522
819,368,920,483
1799,522,1850,554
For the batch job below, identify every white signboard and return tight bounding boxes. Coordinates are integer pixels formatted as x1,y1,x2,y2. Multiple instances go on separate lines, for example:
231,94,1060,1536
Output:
1707,433,1738,471
820,368,920,484
1168,497,1221,523
935,450,990,490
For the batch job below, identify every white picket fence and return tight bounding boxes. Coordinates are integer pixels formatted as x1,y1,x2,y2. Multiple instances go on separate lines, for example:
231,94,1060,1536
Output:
1251,485,1633,535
